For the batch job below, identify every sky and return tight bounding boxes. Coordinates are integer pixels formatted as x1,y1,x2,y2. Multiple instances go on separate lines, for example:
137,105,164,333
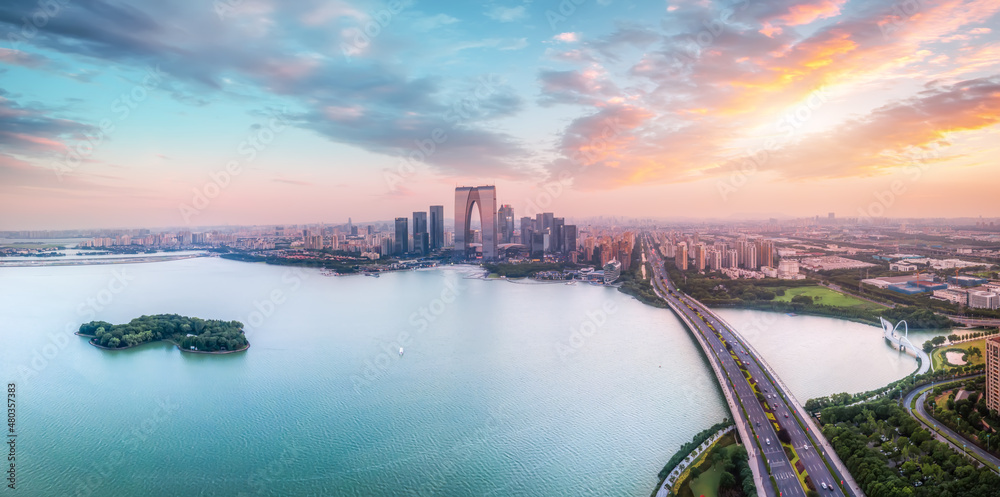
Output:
0,0,998,230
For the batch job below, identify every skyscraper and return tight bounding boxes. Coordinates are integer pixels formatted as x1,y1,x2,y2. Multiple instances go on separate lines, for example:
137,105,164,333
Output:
519,216,534,245
552,217,565,253
429,205,444,250
542,212,554,232
455,186,498,260
694,243,706,272
675,242,688,271
498,204,514,244
758,240,775,268
564,225,577,254
413,211,428,256
987,337,1000,414
394,217,408,255
413,211,427,234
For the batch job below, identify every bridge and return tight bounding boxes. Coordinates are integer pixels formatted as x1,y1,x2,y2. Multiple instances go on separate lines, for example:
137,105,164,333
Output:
879,317,930,374
643,235,860,497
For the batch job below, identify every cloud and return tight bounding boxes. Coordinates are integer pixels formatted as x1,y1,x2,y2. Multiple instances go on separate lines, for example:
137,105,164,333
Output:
485,5,526,22
734,75,1000,179
0,94,97,154
0,48,49,68
0,0,534,180
500,38,528,51
553,32,579,43
747,0,848,27
537,68,620,106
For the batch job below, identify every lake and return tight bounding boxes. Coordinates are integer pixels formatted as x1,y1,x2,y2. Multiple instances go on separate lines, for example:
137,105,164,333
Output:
0,257,943,496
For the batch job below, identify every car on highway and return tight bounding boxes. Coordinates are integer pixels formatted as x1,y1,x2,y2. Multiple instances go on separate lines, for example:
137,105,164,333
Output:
784,413,789,418
765,438,771,445
821,482,828,490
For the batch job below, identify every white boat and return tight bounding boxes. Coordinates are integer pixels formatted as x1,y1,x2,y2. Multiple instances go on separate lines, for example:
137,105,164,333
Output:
399,347,404,356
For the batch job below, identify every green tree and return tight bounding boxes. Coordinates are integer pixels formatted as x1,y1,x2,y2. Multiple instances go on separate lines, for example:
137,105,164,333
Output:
791,295,813,305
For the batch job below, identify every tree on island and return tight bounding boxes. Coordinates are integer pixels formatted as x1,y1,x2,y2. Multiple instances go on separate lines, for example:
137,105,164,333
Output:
79,314,247,352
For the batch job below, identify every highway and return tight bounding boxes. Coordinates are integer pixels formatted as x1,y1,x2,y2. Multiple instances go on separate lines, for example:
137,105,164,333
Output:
642,235,858,497
947,315,1000,328
902,375,1000,472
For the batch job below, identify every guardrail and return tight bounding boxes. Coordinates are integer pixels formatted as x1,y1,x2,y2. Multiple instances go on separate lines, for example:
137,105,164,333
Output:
649,269,772,497
700,297,863,497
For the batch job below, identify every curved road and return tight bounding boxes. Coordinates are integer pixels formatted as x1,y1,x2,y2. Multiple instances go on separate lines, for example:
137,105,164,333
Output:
902,375,1000,472
643,235,858,497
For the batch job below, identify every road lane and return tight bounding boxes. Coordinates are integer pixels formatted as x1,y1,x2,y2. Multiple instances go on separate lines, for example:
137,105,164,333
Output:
641,235,855,497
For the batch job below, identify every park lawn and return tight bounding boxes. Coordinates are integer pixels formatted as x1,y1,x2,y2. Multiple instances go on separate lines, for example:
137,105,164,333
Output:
687,463,723,497
683,436,738,497
934,391,951,410
774,286,887,310
932,338,987,371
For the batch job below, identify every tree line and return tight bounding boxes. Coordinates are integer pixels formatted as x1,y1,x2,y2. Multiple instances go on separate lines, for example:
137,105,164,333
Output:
820,399,1000,497
79,314,247,352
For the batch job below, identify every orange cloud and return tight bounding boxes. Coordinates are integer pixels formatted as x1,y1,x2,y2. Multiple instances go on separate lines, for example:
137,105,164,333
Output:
773,0,847,26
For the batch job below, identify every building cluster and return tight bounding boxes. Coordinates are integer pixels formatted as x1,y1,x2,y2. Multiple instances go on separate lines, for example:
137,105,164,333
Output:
862,273,1000,309
394,205,446,257
518,211,579,259
652,232,801,280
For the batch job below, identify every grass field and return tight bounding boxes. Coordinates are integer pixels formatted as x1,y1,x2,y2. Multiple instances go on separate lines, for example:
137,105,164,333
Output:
774,285,887,310
932,338,987,371
682,434,738,497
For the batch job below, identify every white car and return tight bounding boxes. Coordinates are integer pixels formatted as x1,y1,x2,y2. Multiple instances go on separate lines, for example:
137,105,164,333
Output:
765,438,771,445
821,482,828,490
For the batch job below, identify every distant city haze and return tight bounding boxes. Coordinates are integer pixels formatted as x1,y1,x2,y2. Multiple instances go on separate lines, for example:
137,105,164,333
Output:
1,0,998,230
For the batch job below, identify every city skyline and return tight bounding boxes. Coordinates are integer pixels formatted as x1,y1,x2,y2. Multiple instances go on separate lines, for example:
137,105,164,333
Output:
2,0,999,230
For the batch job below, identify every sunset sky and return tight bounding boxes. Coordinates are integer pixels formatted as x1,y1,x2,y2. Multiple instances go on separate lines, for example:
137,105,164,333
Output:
1,0,998,230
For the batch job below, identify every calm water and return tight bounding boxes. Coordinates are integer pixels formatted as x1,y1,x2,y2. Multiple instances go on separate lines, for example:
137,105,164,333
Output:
1,258,944,496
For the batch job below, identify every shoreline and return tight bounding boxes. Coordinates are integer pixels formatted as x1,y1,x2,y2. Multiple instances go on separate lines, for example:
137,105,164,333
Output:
1,253,208,268
75,332,249,355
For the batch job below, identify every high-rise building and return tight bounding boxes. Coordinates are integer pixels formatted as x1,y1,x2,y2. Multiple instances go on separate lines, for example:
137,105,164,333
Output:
394,217,408,255
413,211,429,256
564,225,577,254
414,232,429,256
429,205,444,250
542,212,554,231
694,243,706,272
987,337,1000,414
708,249,722,271
455,186,498,260
552,217,565,253
584,236,595,261
498,204,514,244
675,242,688,271
519,216,534,245
725,249,738,268
412,211,427,234
758,240,775,268
531,231,545,256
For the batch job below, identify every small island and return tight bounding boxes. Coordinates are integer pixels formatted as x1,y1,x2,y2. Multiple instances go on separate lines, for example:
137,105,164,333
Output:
77,314,249,354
